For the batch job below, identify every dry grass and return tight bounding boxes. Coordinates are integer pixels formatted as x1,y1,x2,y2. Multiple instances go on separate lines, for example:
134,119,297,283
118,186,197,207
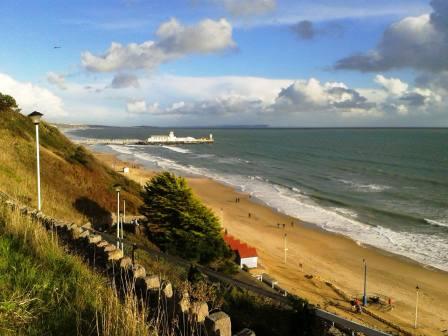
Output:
0,109,142,225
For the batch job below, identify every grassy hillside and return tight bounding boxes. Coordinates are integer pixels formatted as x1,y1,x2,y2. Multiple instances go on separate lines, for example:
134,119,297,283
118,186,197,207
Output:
0,107,142,226
0,203,152,335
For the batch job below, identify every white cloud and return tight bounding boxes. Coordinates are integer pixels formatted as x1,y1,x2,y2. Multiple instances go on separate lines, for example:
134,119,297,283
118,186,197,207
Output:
47,72,67,90
126,100,147,114
374,75,443,116
335,0,448,72
0,72,65,119
273,78,377,116
82,18,235,72
374,75,409,96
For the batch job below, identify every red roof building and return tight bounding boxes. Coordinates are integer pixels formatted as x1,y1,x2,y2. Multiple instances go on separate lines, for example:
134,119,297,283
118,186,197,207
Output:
224,234,258,269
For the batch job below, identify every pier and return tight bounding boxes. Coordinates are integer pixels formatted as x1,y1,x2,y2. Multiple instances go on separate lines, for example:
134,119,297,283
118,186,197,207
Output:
74,138,141,145
73,131,214,146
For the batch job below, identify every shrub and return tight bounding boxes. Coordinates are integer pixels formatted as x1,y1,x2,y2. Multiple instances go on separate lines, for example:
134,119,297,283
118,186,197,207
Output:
0,93,19,112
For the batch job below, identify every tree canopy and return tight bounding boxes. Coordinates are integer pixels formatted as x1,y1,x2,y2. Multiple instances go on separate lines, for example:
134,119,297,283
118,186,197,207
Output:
140,172,230,264
0,92,20,112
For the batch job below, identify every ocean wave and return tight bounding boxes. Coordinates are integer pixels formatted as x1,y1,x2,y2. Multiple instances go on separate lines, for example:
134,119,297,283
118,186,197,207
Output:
107,144,134,155
338,179,391,192
161,146,191,154
329,207,359,219
425,218,448,228
106,145,448,272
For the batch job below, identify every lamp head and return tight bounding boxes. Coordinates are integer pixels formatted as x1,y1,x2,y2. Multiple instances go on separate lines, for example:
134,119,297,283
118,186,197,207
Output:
28,111,44,124
115,185,121,192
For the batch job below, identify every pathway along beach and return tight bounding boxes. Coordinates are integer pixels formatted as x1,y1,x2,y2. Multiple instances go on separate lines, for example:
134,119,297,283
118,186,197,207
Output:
95,151,448,336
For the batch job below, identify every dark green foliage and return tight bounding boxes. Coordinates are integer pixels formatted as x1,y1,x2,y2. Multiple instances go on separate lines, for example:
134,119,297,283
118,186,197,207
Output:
68,145,91,166
140,172,230,264
0,93,19,112
222,288,316,336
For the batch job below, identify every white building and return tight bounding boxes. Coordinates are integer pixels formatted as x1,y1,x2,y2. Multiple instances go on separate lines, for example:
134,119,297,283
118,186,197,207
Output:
146,131,213,144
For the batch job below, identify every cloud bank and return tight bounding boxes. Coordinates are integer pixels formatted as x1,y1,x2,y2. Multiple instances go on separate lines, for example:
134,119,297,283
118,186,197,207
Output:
335,0,448,72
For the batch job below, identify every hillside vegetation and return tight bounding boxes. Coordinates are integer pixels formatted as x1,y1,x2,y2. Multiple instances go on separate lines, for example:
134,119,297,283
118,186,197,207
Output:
0,99,142,225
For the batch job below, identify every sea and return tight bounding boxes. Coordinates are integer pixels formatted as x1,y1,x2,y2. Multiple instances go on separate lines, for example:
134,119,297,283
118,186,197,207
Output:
67,127,448,272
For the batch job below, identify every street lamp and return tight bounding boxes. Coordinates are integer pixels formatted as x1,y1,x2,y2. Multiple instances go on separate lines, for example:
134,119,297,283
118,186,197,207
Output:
414,285,420,329
115,185,121,250
363,259,368,306
28,111,43,211
284,233,288,264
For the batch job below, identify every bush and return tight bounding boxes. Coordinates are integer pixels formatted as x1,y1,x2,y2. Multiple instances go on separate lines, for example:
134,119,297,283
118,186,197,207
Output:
139,172,230,265
0,93,19,112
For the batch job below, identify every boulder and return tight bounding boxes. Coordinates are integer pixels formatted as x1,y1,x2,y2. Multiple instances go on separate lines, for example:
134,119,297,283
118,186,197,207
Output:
162,281,173,299
205,311,232,336
88,234,102,244
234,328,256,336
144,275,160,291
190,301,209,323
107,249,123,261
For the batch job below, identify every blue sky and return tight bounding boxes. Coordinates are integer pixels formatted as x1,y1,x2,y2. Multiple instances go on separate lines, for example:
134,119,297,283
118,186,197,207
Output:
0,0,446,126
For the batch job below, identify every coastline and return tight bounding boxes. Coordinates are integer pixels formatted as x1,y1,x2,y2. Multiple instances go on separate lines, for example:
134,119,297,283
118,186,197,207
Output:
93,149,448,336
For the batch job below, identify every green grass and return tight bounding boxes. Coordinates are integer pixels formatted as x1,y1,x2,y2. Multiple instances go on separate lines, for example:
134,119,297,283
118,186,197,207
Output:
0,205,152,336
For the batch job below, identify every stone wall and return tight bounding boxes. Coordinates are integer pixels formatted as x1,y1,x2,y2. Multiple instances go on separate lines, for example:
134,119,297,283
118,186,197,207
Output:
0,193,252,336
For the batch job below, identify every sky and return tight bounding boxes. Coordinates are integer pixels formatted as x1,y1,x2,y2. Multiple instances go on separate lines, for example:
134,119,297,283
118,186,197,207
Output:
0,0,447,127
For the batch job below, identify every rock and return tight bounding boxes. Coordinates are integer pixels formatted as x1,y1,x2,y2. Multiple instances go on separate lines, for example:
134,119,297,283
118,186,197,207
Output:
104,244,117,252
144,275,160,291
79,230,90,238
178,292,190,314
234,328,256,336
205,311,232,336
88,234,102,244
132,264,146,279
107,249,123,261
162,281,173,299
82,222,92,229
120,257,133,270
190,301,209,323
96,240,109,248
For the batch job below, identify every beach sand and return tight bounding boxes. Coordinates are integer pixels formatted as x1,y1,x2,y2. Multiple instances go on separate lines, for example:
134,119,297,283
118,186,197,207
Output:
95,151,448,336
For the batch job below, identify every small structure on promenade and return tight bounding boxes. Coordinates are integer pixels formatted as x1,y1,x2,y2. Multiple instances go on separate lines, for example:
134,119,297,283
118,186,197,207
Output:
146,131,213,144
123,167,130,174
224,234,258,269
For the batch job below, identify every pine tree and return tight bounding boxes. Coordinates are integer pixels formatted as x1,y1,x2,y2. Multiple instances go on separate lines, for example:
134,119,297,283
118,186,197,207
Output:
139,172,229,264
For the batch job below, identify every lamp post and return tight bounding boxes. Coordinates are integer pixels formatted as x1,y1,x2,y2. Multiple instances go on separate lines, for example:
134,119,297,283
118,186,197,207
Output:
123,199,126,224
115,186,121,249
121,199,125,250
28,111,44,211
414,285,420,329
363,259,367,306
284,233,288,264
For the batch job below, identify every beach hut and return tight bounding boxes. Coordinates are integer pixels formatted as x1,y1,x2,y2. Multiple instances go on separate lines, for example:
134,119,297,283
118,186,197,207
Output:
224,234,258,269
123,167,130,174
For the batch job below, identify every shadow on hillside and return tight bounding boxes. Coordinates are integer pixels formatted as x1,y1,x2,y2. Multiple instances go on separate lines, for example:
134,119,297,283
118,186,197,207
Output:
74,197,112,231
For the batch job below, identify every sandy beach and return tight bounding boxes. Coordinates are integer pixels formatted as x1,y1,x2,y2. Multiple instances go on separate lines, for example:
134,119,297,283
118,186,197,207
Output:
95,151,448,336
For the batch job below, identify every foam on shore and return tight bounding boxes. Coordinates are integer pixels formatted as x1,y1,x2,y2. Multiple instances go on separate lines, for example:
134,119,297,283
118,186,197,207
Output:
107,144,448,272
